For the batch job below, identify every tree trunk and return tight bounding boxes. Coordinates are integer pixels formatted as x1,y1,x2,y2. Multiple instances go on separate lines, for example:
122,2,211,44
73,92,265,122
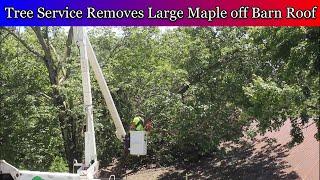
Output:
52,87,83,172
4,26,84,172
33,27,83,172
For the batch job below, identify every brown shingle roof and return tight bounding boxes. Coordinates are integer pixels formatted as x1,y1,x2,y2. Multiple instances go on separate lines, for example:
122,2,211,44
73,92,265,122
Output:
255,120,319,180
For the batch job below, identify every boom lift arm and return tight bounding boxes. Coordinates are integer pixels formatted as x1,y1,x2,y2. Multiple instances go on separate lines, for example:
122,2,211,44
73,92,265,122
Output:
75,27,127,141
74,27,127,171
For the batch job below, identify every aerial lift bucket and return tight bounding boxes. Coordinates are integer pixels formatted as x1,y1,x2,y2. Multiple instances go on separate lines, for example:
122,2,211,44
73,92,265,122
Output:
129,131,147,156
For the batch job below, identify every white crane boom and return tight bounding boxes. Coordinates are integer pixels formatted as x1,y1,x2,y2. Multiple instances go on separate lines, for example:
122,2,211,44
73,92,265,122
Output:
85,34,127,141
74,27,127,169
74,27,98,167
75,27,126,142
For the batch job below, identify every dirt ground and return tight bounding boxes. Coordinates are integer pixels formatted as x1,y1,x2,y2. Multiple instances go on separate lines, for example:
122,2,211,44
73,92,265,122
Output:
100,121,319,180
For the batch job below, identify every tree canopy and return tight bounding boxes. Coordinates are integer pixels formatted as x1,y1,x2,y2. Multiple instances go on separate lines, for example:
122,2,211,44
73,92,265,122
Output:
0,27,318,171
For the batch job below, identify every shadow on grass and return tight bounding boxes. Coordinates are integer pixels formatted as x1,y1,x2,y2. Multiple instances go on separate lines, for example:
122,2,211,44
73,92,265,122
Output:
158,137,300,180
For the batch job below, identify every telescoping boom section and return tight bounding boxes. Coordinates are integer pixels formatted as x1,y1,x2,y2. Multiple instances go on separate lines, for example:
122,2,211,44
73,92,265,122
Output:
74,27,127,176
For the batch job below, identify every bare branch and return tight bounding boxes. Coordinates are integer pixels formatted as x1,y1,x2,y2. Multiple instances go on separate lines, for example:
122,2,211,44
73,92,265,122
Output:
63,27,74,62
31,27,51,55
60,27,74,82
0,27,43,58
49,43,62,62
45,27,49,45
32,27,58,85
37,91,52,100
0,32,10,43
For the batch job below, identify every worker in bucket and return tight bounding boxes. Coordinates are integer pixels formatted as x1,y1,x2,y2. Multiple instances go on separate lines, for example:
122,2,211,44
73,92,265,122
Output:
124,115,150,153
130,114,153,131
124,114,144,154
130,115,145,131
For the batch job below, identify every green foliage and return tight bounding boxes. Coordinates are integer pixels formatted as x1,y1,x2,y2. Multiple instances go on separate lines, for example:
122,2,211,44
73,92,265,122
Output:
244,76,304,132
0,27,318,170
243,27,319,143
49,157,69,172
0,30,64,170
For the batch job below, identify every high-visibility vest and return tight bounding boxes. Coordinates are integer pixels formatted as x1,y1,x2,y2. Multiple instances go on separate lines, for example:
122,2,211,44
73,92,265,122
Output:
132,116,144,131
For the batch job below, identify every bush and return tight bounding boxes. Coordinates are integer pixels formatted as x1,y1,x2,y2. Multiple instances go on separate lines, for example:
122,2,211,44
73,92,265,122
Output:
49,156,69,172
